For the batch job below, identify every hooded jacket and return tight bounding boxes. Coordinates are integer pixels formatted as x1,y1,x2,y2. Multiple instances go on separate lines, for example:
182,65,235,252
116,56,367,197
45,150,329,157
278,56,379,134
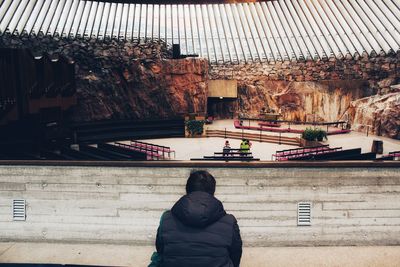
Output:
156,191,242,267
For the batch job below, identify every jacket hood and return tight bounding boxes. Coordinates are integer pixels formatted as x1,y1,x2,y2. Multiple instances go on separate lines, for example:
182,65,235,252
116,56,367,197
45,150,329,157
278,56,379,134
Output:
171,191,226,228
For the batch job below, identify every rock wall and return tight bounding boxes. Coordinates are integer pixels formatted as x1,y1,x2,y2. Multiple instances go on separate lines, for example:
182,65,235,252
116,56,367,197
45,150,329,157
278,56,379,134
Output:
0,34,208,122
237,80,370,122
348,91,400,139
210,52,400,138
1,34,398,138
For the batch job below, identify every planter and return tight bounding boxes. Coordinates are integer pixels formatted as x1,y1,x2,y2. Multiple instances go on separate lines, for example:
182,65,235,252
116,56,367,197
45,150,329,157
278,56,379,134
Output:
301,128,327,146
184,128,205,138
195,116,206,121
185,119,205,138
300,138,322,147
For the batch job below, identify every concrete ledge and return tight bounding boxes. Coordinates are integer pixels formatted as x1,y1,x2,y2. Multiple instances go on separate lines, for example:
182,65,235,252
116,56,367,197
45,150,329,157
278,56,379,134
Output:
0,160,399,168
1,242,400,267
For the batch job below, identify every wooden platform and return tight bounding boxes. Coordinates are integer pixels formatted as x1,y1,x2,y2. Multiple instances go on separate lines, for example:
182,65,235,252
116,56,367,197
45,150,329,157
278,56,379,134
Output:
206,129,300,146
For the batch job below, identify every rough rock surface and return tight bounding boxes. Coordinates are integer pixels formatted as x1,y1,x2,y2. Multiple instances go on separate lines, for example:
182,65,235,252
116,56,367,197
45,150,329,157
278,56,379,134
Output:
348,91,400,139
238,80,370,122
211,52,400,139
77,57,208,121
1,34,399,139
0,34,208,122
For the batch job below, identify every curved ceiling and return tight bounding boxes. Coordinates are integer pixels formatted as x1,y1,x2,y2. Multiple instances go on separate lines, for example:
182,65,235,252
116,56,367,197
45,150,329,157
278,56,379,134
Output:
95,1,261,3
0,0,399,64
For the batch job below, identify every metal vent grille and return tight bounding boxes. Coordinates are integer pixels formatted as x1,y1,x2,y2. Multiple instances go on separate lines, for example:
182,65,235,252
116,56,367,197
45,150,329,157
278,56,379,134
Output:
297,202,311,226
13,199,26,221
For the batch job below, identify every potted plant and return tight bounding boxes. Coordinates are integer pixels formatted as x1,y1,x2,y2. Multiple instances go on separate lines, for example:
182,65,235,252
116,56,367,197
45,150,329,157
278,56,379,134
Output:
185,119,205,137
300,128,321,147
301,128,317,141
315,128,328,142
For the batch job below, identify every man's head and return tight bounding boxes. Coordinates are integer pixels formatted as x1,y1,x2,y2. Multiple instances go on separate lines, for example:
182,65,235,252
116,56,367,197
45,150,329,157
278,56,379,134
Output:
186,170,216,195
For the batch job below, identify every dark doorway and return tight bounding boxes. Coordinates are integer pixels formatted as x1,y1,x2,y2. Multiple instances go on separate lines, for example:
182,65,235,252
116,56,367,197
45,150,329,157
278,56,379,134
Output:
207,97,237,119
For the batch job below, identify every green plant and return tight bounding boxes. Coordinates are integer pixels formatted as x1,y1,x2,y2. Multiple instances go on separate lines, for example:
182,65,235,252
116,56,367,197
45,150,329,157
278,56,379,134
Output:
315,128,328,141
301,128,328,142
185,120,205,136
301,128,317,141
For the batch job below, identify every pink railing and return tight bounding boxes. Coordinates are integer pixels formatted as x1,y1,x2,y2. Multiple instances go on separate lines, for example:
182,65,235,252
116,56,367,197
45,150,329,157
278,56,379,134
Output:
258,121,282,127
114,142,161,160
234,120,351,135
130,140,175,159
274,146,343,161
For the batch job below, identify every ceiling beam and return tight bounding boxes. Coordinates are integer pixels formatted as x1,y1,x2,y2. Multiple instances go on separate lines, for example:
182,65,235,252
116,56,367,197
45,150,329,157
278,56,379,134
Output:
94,0,264,4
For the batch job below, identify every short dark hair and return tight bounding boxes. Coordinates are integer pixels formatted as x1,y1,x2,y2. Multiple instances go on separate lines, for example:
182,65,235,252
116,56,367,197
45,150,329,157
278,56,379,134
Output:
186,170,216,195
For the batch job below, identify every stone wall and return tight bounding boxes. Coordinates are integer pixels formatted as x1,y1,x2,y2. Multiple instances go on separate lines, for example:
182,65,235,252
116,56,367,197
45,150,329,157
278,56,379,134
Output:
0,34,208,122
1,164,400,246
210,52,399,89
210,53,400,138
349,93,400,139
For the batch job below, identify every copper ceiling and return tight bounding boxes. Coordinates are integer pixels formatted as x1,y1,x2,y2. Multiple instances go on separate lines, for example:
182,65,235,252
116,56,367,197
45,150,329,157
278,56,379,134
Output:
1,0,399,63
95,0,262,3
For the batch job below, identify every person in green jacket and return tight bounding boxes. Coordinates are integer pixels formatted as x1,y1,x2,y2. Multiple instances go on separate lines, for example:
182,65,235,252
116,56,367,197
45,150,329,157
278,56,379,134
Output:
240,139,250,155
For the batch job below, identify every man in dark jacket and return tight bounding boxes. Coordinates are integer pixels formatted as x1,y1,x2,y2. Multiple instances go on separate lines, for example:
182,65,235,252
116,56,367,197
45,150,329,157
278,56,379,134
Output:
154,170,242,267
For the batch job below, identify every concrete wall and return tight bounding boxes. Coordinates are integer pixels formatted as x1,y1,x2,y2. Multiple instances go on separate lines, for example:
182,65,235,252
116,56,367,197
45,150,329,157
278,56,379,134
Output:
208,80,238,98
1,165,400,246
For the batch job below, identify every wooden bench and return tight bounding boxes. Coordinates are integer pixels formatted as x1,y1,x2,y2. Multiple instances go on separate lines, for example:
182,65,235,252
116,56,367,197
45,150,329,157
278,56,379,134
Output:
130,140,175,158
377,151,400,161
273,145,331,160
214,152,253,156
191,149,259,161
288,148,362,161
115,142,161,160
276,147,342,161
98,143,147,160
191,156,260,161
235,120,351,135
258,121,281,127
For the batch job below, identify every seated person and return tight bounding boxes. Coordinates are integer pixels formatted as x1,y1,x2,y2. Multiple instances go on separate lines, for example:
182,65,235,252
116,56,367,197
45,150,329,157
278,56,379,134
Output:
223,140,231,157
150,170,242,267
205,116,214,124
240,139,250,155
246,139,252,149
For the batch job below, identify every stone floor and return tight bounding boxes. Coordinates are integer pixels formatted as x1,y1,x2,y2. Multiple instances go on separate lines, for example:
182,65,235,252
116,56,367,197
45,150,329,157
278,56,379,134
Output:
136,119,400,160
1,242,399,267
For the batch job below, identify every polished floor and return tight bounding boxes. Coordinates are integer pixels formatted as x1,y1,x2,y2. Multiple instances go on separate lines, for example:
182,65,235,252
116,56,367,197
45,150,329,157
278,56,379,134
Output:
1,242,400,267
136,119,400,160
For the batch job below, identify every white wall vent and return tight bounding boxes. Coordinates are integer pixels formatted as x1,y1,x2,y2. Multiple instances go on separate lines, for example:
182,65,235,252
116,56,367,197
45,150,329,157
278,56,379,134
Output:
297,202,311,226
13,199,26,221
